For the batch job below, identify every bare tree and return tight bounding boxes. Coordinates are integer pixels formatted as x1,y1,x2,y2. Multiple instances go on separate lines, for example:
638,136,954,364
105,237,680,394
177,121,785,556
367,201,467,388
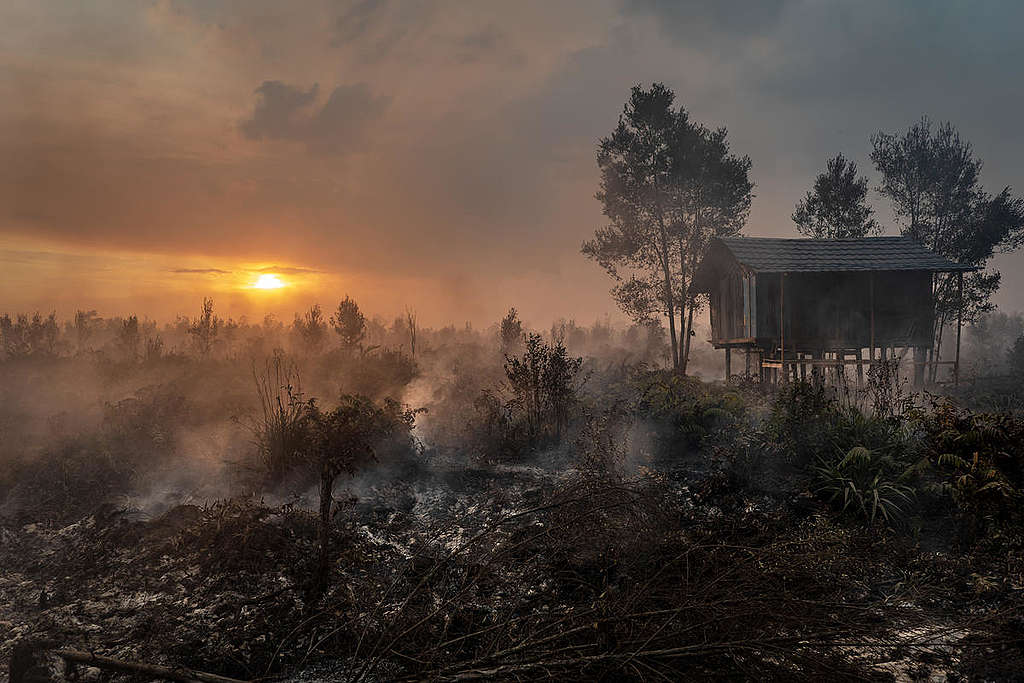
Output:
405,307,418,357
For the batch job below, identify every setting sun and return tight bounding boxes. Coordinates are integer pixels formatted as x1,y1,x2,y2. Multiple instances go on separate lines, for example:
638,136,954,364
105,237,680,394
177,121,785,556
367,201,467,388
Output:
252,273,285,290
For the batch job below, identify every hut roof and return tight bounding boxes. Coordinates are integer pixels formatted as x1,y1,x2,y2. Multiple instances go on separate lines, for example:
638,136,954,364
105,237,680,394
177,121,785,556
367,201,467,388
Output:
692,236,975,292
717,236,975,273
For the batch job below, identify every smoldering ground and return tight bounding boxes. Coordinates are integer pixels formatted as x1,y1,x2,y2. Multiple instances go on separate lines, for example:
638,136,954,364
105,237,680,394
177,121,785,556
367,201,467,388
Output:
3,302,1024,681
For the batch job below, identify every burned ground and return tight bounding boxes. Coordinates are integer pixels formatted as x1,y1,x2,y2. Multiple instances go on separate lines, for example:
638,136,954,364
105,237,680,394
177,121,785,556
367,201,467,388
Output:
2,326,1024,681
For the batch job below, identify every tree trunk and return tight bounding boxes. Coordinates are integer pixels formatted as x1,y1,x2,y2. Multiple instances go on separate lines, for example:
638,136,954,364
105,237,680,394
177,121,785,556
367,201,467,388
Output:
678,237,689,374
660,251,679,370
681,295,696,376
317,466,335,592
654,209,679,370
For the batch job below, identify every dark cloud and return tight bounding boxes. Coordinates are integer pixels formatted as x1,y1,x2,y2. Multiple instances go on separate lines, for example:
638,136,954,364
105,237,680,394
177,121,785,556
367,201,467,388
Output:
331,0,434,62
452,25,524,66
240,80,388,153
239,81,319,141
621,0,788,42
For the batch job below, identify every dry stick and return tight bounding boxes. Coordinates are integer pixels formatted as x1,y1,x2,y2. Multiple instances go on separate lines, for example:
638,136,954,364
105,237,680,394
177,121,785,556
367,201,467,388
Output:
395,497,643,664
55,650,249,683
353,492,623,681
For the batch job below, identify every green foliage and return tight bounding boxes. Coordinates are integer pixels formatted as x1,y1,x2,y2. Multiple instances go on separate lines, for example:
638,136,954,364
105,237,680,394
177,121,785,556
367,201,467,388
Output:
919,399,1024,540
631,370,750,451
814,445,916,526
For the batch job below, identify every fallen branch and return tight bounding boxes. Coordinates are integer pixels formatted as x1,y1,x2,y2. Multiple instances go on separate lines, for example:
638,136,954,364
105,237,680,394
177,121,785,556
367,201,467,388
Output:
55,649,249,683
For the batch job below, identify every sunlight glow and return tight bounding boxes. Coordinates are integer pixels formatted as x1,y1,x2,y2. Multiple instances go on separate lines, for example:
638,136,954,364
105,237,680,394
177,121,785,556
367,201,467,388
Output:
252,273,285,289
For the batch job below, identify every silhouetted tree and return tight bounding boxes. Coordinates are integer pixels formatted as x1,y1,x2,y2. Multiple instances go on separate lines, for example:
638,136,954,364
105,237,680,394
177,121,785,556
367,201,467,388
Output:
73,309,99,353
117,315,140,360
499,307,523,353
330,295,366,352
1008,335,1024,376
793,153,879,239
294,304,328,354
871,117,1024,379
405,307,418,356
584,83,752,373
187,298,220,358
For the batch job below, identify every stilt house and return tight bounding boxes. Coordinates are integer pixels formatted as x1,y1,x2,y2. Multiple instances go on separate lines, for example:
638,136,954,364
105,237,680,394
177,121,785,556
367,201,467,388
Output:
690,236,976,385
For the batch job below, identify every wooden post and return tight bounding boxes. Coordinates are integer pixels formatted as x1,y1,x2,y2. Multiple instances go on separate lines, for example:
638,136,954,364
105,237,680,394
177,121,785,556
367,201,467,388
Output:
725,347,732,384
780,273,786,384
855,348,864,387
913,346,925,387
955,271,963,386
868,273,875,374
745,349,751,378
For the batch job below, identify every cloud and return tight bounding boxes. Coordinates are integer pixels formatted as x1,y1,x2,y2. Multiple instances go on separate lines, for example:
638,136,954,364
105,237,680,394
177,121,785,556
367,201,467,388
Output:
451,25,524,66
5,0,1024,321
253,265,321,275
239,81,319,141
172,268,231,274
621,0,789,41
240,80,388,153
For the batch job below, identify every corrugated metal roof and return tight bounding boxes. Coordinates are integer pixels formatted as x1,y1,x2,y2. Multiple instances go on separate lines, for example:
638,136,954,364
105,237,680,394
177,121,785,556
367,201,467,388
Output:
716,236,975,273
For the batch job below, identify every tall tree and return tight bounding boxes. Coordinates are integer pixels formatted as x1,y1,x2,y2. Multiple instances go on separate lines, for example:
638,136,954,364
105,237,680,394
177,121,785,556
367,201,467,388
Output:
792,153,879,239
871,117,1024,379
583,83,752,373
670,123,753,374
584,83,682,367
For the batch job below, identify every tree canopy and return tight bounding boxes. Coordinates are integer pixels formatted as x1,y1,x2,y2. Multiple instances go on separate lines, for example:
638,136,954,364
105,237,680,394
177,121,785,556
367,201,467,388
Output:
793,153,879,239
583,83,752,372
871,117,1024,377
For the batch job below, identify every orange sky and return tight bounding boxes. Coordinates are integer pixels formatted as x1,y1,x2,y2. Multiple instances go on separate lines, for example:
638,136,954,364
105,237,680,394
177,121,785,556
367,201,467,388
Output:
3,1,1024,327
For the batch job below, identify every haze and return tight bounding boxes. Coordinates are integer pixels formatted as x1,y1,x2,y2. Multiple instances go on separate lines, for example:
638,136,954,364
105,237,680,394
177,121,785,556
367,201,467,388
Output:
3,0,1024,326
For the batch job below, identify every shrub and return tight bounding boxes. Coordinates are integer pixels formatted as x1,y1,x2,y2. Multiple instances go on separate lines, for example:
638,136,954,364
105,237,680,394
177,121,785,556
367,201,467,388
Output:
814,445,916,526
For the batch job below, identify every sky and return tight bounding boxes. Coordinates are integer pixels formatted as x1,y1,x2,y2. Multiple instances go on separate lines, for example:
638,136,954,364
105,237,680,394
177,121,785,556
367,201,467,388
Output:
3,0,1024,328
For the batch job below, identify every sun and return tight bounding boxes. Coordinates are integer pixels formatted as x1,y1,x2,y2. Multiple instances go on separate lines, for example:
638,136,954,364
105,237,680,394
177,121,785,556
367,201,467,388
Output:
252,273,285,289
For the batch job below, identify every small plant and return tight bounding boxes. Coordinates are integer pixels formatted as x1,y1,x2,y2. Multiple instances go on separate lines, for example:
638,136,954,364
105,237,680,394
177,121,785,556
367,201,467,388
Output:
503,333,584,447
814,445,916,526
249,351,305,483
297,394,417,591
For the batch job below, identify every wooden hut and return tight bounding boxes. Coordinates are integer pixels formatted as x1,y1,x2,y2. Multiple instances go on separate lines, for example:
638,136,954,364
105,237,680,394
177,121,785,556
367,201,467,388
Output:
691,236,976,385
